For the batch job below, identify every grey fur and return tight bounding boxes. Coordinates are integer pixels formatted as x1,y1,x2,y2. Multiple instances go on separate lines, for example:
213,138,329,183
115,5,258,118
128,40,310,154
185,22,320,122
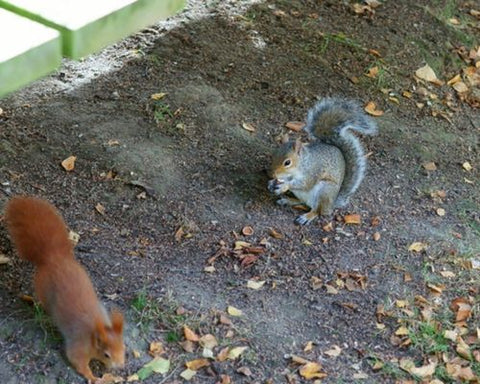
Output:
303,97,378,207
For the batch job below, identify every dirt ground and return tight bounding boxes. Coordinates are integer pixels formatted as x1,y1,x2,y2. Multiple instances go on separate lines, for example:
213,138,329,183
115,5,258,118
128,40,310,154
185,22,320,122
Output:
0,0,479,383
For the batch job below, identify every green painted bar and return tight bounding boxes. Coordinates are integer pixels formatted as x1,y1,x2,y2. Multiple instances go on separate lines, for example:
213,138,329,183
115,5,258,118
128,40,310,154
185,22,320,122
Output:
0,0,186,59
0,9,61,99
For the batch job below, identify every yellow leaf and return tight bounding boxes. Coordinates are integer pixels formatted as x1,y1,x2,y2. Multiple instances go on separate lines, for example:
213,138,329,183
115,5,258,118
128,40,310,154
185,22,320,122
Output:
395,326,409,336
462,162,473,171
447,74,461,85
61,155,77,171
234,241,251,250
299,362,327,379
366,66,379,78
228,346,248,360
304,341,314,352
436,208,446,216
408,242,428,252
227,306,243,316
151,92,167,100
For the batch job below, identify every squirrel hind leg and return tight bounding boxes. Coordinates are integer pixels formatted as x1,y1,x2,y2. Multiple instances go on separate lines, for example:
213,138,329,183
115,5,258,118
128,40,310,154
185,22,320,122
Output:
295,210,318,225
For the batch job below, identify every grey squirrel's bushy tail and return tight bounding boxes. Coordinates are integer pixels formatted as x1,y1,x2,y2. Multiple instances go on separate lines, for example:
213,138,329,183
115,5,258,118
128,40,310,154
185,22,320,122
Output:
304,97,378,207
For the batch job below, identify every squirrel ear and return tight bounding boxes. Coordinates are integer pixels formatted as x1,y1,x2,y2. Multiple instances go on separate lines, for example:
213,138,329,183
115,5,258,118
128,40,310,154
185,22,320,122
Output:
110,310,124,334
280,133,290,144
293,138,303,155
93,321,108,347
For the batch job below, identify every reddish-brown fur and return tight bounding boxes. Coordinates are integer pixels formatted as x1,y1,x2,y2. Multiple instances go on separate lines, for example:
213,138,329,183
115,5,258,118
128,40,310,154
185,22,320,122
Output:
4,196,125,383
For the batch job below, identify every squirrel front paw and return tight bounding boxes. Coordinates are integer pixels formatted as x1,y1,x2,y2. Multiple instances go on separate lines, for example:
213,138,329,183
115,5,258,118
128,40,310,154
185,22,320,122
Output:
294,211,318,225
268,179,289,195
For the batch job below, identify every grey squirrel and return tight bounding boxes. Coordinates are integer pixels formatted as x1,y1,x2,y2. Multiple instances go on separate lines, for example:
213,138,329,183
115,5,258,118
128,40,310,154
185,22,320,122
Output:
268,97,378,225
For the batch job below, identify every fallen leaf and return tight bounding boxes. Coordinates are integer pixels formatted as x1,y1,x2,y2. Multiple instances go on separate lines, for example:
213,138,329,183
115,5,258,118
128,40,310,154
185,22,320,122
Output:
237,366,252,376
227,306,243,316
395,326,410,336
136,357,170,380
408,242,428,252
234,241,251,250
324,345,342,357
440,270,455,278
453,82,469,93
183,325,200,342
436,208,446,216
217,347,230,362
447,74,462,85
199,334,218,349
204,266,216,273
462,162,473,171
366,66,379,78
151,92,167,100
299,362,327,380
415,64,443,85
344,214,361,225
285,121,304,131
247,280,266,290
61,156,77,171
99,373,124,383
423,162,437,171
373,232,381,241
269,228,284,239
304,341,314,352
180,368,196,380
242,122,256,132
95,203,106,215
228,346,248,360
291,355,310,365
364,101,384,116
149,341,164,356
185,358,210,370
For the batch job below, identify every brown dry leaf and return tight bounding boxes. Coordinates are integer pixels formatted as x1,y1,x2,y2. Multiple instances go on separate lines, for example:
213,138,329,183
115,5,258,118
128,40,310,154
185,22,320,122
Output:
364,101,384,116
400,358,436,378
269,228,283,239
366,66,379,78
415,64,443,85
180,340,195,353
217,347,230,362
185,358,210,370
304,341,315,352
310,276,323,290
453,81,469,93
242,122,256,132
344,214,361,225
241,225,254,236
325,284,339,295
423,162,437,171
447,74,462,85
324,345,342,358
219,314,232,325
228,346,248,360
237,366,252,376
149,341,164,356
199,334,218,349
227,306,243,317
95,203,106,215
285,121,305,132
132,349,141,358
426,283,444,296
99,373,124,383
451,298,472,323
408,242,428,252
174,227,185,242
219,374,231,384
373,232,381,241
61,155,77,171
456,336,472,360
446,363,476,381
299,362,327,380
183,325,200,342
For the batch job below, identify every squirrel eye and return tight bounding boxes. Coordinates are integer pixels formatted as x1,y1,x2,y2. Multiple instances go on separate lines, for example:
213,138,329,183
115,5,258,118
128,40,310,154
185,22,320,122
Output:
104,352,111,359
283,159,292,167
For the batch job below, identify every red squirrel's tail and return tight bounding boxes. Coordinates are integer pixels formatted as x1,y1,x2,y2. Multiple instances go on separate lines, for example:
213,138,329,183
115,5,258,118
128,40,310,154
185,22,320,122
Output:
4,196,73,265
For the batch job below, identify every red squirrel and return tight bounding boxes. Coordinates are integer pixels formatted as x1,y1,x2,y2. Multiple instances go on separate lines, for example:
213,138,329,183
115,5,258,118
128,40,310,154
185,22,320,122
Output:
4,196,125,382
